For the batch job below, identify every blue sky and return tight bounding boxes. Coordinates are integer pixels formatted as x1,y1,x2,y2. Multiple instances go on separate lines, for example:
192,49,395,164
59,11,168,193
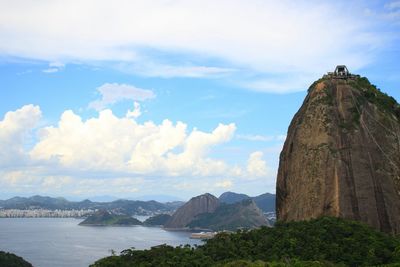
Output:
0,0,399,201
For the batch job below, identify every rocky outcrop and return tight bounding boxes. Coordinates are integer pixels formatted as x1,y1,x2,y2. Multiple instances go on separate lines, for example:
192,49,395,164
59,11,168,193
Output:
164,193,220,229
276,75,400,234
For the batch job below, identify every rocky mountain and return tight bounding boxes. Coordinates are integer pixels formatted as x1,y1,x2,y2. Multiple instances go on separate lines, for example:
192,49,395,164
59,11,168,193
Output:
79,210,142,226
188,199,270,231
0,195,183,215
276,72,400,234
219,192,250,204
164,193,220,229
252,193,275,213
219,192,276,213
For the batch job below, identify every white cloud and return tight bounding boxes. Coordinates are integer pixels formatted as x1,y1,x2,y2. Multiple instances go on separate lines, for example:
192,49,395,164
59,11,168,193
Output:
0,105,275,197
30,108,237,177
0,104,41,167
88,83,156,111
119,62,236,78
0,1,394,91
0,171,143,197
126,101,142,119
42,61,65,73
215,180,233,189
246,151,269,179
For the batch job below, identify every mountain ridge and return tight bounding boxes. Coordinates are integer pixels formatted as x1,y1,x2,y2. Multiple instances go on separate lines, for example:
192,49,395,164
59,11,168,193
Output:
0,195,183,215
219,191,275,213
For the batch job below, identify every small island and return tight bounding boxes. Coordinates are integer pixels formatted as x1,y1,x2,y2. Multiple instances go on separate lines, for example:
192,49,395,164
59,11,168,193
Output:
79,210,142,226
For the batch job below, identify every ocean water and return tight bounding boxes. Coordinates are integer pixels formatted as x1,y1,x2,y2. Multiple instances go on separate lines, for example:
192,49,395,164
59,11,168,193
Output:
0,218,201,267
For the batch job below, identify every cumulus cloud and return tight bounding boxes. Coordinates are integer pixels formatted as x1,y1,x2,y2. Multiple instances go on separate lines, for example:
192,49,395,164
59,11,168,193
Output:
126,102,142,119
0,105,274,197
88,83,155,111
246,151,269,179
30,108,237,177
0,1,395,91
0,104,41,167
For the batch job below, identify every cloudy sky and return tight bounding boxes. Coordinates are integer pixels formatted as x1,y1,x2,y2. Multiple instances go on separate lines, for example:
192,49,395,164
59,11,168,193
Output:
1,0,400,201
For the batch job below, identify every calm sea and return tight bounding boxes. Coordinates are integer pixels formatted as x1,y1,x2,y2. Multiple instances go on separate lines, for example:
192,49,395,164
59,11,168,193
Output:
0,218,202,267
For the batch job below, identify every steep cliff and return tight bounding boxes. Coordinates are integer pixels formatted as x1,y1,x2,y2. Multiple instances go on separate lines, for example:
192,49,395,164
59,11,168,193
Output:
276,74,400,234
164,193,220,229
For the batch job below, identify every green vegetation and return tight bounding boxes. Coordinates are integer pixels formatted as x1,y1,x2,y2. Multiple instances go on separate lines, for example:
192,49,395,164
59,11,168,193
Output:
350,77,400,119
0,251,33,267
188,199,269,231
79,210,142,226
143,214,172,226
216,260,341,267
90,217,400,267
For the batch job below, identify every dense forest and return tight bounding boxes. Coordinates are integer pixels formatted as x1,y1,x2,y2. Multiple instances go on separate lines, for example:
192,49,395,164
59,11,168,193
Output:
90,217,400,266
0,251,33,267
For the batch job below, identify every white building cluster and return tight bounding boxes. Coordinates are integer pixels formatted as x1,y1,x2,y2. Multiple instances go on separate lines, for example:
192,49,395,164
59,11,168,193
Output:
0,209,95,218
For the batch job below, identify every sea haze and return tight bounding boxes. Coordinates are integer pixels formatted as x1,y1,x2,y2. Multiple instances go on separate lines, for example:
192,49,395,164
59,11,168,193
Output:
0,218,201,267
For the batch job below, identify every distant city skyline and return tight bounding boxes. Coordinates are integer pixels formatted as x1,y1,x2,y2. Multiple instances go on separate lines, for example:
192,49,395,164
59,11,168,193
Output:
1,1,400,199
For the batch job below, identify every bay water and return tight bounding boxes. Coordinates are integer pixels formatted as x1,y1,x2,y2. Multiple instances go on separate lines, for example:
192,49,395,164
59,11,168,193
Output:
0,218,201,267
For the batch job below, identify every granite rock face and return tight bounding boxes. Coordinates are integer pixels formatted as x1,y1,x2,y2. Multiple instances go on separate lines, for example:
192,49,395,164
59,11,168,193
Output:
276,76,400,234
164,193,220,229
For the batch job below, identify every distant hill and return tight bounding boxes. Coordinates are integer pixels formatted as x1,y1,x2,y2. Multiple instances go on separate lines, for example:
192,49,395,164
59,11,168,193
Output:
134,195,185,202
88,195,119,202
164,193,220,229
219,192,275,213
164,193,270,231
0,251,33,267
219,192,250,204
0,195,183,215
188,199,270,231
79,210,142,226
144,214,172,226
252,193,275,213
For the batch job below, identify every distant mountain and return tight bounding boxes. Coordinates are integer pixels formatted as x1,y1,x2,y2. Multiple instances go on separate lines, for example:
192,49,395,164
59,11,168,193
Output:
164,193,220,229
252,193,275,213
79,210,142,226
219,192,250,204
0,195,182,215
88,195,119,202
134,195,185,202
144,214,172,226
219,192,276,213
188,199,270,231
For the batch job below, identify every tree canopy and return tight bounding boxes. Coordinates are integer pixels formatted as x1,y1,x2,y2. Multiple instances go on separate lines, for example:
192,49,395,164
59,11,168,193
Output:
90,217,400,267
